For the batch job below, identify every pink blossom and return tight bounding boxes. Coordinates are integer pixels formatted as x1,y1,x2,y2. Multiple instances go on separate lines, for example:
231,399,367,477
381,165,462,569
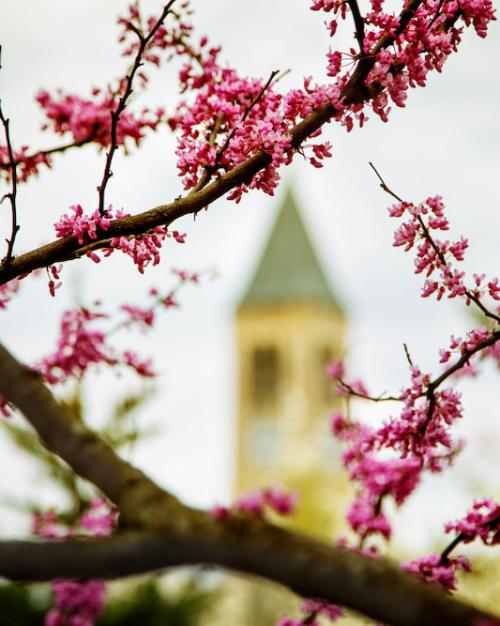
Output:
0,278,21,309
36,90,162,148
347,495,392,539
301,598,343,621
444,499,500,545
0,395,11,418
35,307,155,384
325,359,345,379
213,486,298,519
46,580,105,626
120,304,155,328
55,205,111,249
401,553,470,592
263,486,298,515
79,499,117,537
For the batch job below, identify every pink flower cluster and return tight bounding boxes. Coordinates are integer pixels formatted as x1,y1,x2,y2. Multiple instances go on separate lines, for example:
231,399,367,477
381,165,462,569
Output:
400,499,500,595
0,395,11,418
312,0,496,123
328,355,468,543
46,580,106,626
379,367,464,465
32,500,115,626
332,408,423,540
54,204,112,246
54,205,186,274
35,307,154,384
36,90,163,149
0,144,51,183
160,11,335,199
324,193,498,598
117,268,202,331
277,598,343,626
389,196,499,307
0,277,21,309
212,486,298,519
401,553,471,592
118,1,193,81
444,499,500,545
104,225,186,274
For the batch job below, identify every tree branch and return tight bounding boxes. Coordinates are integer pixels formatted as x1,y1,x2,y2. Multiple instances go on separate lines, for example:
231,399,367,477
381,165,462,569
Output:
97,0,178,216
370,161,500,325
0,342,182,527
0,0,427,288
0,337,498,625
0,47,19,264
0,530,498,626
0,138,95,172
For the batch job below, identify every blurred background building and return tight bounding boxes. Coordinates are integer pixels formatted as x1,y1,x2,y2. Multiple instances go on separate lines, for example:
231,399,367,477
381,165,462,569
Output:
207,190,356,626
236,188,349,539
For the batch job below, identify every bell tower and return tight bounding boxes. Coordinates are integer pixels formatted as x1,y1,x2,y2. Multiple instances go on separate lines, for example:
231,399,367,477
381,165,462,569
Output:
235,189,349,539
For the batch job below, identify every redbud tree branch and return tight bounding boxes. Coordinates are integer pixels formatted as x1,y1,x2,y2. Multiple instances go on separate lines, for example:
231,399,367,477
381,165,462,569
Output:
369,161,500,325
0,0,425,284
0,47,19,264
0,531,498,626
0,343,498,626
0,138,95,172
96,0,178,216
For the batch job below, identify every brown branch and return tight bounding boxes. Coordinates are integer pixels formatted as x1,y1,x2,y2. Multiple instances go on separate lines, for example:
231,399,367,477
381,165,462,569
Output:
0,341,498,624
347,0,366,53
97,0,178,216
0,138,95,172
0,47,19,264
0,529,498,626
0,0,428,288
0,341,181,528
337,379,402,402
439,513,500,565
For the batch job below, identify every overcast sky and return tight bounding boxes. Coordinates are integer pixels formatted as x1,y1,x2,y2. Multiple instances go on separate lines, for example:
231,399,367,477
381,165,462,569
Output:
1,0,499,554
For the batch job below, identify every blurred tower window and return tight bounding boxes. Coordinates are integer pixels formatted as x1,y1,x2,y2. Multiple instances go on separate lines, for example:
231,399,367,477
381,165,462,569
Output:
252,347,280,407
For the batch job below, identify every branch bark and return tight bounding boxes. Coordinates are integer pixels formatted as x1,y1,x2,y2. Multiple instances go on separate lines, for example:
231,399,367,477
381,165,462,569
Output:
0,530,498,626
0,0,426,286
0,341,499,626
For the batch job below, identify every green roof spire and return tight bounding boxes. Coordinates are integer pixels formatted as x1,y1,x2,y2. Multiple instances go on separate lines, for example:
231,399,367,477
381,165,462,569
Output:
239,189,342,310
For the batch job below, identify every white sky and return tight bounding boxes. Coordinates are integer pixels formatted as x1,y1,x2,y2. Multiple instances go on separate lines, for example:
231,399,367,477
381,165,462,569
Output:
0,0,499,555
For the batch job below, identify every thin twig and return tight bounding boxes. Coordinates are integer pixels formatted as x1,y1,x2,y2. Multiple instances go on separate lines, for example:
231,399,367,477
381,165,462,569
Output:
403,343,414,367
97,0,178,216
416,214,500,324
337,379,401,403
439,513,500,565
370,162,500,325
347,0,366,53
0,48,19,264
0,137,94,172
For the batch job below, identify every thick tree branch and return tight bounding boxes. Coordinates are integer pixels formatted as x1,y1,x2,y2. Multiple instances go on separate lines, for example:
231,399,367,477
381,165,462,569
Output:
0,342,499,625
0,342,182,527
0,0,426,287
0,529,498,626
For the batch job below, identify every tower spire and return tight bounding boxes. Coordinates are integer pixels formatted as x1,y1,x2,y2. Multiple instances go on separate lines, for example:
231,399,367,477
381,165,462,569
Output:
239,188,342,311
